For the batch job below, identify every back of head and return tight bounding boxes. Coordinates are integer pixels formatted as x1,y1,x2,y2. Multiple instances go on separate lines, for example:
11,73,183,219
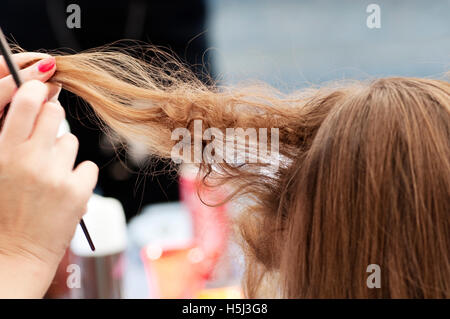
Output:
275,77,450,298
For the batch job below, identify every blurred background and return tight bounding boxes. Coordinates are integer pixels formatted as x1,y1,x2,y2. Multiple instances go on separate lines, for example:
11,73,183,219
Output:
0,0,448,298
209,0,449,89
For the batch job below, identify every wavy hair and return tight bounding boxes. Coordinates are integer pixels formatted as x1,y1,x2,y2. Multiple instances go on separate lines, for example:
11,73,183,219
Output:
23,47,450,298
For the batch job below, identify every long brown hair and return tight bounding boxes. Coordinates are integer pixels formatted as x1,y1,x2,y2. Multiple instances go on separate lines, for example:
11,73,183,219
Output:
25,47,450,298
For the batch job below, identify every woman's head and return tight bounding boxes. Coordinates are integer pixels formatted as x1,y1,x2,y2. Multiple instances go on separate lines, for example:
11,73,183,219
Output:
274,78,450,298
25,48,449,298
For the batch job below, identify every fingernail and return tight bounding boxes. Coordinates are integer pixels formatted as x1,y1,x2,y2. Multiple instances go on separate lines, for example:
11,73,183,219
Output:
37,57,56,73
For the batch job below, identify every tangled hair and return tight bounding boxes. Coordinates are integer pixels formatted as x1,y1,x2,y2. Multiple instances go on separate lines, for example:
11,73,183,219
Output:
23,46,450,298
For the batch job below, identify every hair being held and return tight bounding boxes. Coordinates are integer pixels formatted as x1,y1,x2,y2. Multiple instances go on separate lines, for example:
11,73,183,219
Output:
22,46,450,298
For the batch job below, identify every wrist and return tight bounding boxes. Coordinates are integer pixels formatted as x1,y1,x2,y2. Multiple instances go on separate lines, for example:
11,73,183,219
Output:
0,245,58,298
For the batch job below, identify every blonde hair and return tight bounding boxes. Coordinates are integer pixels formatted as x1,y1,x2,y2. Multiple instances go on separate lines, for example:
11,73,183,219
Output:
25,47,450,298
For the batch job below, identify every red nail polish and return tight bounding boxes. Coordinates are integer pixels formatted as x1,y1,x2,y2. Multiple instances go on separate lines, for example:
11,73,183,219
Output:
37,57,55,73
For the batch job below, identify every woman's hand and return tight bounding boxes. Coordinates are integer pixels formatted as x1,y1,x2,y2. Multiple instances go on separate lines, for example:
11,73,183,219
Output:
0,52,58,117
0,55,99,298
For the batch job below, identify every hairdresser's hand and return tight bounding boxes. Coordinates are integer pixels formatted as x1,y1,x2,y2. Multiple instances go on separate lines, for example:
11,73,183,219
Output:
0,52,57,117
0,80,99,298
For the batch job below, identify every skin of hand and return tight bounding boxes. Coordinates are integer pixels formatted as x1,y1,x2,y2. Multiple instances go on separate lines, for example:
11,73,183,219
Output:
0,53,99,298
